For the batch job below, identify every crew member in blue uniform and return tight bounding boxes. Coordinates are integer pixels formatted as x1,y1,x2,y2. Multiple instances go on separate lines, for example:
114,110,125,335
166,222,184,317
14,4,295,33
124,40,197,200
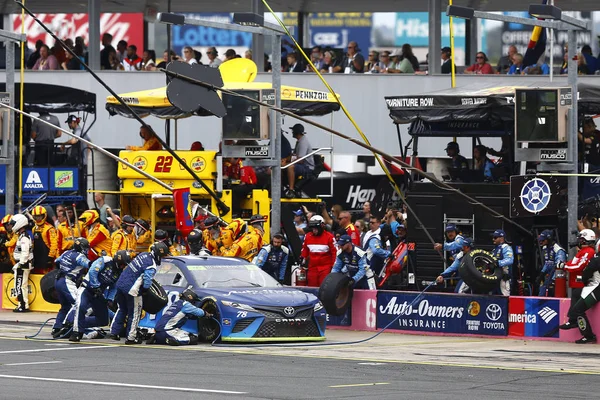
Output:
362,216,391,276
69,250,132,342
332,235,368,288
537,230,567,297
492,229,514,296
434,224,465,259
254,233,289,283
151,288,213,346
436,237,474,293
110,241,170,344
51,238,90,338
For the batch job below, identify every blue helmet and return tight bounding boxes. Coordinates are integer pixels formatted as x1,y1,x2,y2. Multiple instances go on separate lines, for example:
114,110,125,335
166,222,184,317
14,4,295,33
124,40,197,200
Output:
538,230,554,243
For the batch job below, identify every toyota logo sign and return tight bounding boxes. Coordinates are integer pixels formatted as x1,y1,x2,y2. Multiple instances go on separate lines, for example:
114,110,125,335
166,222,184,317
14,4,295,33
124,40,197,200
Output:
283,306,295,316
485,304,502,321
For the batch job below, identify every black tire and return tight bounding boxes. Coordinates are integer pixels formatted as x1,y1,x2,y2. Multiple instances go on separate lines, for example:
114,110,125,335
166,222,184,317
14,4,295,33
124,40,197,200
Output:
141,279,168,314
318,273,353,316
197,299,220,342
40,269,60,304
458,249,502,294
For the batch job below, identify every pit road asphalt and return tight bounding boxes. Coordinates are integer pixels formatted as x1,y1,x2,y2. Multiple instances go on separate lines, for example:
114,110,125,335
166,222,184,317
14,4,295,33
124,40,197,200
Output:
0,312,599,400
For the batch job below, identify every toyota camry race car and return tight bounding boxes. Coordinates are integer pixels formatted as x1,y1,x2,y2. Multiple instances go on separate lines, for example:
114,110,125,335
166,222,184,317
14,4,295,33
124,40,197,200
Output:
139,256,327,342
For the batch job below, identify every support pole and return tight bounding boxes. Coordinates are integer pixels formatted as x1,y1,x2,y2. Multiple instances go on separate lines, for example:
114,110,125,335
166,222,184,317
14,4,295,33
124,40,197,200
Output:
270,34,282,235
252,0,265,72
6,42,15,213
567,29,578,243
87,0,100,70
428,0,442,74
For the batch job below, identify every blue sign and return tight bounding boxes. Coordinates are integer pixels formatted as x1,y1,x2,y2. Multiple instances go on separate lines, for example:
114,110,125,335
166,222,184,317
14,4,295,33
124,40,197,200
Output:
508,297,560,338
49,168,79,191
0,164,5,195
377,292,508,336
22,168,48,192
520,177,551,213
395,12,466,48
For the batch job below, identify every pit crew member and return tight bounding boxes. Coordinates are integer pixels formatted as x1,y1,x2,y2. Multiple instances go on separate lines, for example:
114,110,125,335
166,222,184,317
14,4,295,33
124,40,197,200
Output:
31,205,59,273
492,229,514,296
254,233,289,283
362,215,391,276
537,230,567,297
11,214,33,313
332,234,368,289
79,210,111,261
300,215,336,287
220,214,266,261
436,237,474,293
110,215,136,255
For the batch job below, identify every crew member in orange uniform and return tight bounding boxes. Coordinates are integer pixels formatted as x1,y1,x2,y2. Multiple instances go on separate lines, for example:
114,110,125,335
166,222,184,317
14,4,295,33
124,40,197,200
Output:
31,206,59,273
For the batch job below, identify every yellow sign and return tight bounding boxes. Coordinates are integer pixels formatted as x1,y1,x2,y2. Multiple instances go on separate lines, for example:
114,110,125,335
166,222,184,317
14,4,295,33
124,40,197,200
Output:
118,150,217,181
133,156,148,171
1,273,60,312
190,156,206,173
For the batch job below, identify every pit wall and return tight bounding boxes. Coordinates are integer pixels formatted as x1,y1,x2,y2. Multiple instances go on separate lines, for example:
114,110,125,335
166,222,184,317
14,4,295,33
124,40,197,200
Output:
299,287,600,343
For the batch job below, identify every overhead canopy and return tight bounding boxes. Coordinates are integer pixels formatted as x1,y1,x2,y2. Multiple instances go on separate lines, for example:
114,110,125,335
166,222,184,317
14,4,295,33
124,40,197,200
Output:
385,82,600,137
0,83,96,114
106,83,341,119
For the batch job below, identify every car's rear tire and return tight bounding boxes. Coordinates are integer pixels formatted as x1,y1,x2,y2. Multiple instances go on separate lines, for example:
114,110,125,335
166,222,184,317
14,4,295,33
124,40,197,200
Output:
458,250,502,294
142,279,168,314
40,269,60,304
318,273,353,316
197,299,221,342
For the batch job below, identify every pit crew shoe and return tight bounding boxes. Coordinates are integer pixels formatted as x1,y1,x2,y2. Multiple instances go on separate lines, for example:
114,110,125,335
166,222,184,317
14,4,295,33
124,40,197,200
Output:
559,321,578,330
125,338,143,345
13,305,29,313
69,332,83,342
166,338,181,346
145,334,156,345
575,336,597,344
107,334,120,341
51,328,62,339
57,324,73,338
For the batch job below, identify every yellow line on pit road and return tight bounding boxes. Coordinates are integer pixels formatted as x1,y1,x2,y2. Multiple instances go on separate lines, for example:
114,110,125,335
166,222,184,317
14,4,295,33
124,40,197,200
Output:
330,382,390,388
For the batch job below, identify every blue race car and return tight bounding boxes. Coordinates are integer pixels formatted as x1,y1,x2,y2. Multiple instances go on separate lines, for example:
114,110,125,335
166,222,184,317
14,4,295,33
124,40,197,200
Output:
139,255,327,342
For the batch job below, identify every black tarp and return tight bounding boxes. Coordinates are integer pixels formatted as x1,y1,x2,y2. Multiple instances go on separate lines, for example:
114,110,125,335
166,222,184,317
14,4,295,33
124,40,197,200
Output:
0,83,96,114
385,82,600,136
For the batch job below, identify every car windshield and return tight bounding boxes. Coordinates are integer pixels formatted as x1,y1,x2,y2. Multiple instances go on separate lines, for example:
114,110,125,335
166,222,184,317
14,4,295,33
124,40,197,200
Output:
187,264,281,288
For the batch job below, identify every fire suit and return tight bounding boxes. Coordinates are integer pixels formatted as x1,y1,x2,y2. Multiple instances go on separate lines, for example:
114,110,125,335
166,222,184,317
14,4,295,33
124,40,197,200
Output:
32,221,59,273
57,221,85,254
344,223,361,247
53,249,90,330
493,243,514,296
565,257,600,342
439,250,471,293
563,246,596,321
111,252,157,341
134,230,153,256
203,228,234,256
5,232,17,263
444,234,466,259
363,229,391,275
111,228,134,256
155,299,206,345
13,232,33,310
332,245,368,289
87,224,112,261
73,256,122,335
254,244,289,282
301,230,336,287
538,243,567,296
220,226,263,261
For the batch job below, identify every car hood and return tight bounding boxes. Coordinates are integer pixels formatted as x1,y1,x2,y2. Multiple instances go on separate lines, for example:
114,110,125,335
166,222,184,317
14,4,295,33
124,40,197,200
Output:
196,287,319,307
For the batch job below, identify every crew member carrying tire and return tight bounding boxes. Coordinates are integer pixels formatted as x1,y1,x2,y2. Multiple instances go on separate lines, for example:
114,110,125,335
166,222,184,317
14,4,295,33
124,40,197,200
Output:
301,215,336,287
31,205,59,274
436,237,474,293
332,235,368,289
537,230,567,297
11,214,33,313
558,230,596,333
110,215,136,256
254,233,289,283
79,210,111,261
492,229,514,296
110,241,169,344
69,250,132,342
220,215,266,261
150,288,213,346
51,238,90,337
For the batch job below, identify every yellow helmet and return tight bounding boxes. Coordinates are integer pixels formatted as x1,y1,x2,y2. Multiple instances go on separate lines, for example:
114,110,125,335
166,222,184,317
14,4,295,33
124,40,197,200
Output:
79,210,99,227
1,214,13,226
227,218,247,240
31,205,47,225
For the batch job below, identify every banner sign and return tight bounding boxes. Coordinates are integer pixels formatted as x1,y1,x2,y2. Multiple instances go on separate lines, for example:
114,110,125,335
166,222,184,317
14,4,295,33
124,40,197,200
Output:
2,273,59,312
509,175,566,218
22,168,48,192
377,291,508,336
394,12,465,49
508,297,560,338
50,168,78,191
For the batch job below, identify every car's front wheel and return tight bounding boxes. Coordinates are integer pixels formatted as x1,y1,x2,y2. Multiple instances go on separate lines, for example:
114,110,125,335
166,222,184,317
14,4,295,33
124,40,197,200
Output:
198,299,221,342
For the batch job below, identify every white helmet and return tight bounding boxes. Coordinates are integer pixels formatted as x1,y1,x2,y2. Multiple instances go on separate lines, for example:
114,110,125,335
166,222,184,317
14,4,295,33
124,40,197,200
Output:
308,215,325,227
10,214,29,233
579,229,596,243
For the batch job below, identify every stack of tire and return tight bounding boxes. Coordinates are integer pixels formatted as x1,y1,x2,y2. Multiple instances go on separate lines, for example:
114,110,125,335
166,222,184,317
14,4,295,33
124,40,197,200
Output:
458,249,503,294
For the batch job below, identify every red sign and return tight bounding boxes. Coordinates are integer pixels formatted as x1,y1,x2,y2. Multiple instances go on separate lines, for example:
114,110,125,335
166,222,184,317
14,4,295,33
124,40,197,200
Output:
12,13,144,51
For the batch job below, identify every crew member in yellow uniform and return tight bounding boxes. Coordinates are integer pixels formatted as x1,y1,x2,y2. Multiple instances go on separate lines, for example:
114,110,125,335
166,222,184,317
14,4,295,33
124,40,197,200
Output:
31,206,59,274
79,210,111,261
111,215,136,256
56,209,85,254
133,218,153,255
202,217,234,256
2,215,17,264
0,214,13,268
220,215,266,261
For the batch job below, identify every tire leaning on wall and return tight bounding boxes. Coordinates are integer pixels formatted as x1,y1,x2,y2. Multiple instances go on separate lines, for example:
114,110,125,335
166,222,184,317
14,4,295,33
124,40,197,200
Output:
458,249,502,294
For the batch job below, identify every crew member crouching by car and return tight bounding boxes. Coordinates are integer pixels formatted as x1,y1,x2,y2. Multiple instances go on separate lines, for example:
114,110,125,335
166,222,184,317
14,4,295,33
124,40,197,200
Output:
149,288,212,346
436,237,474,293
332,235,369,289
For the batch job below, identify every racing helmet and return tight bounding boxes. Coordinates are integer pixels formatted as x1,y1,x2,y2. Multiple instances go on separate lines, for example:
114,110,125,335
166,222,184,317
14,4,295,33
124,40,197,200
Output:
1,214,13,228
579,229,596,247
204,216,220,230
181,287,200,304
73,237,90,254
9,214,29,233
31,205,47,225
114,250,132,268
134,219,150,237
187,229,203,254
150,241,171,263
228,218,247,240
308,215,325,235
155,229,172,246
79,210,99,227
122,215,136,226
249,214,268,230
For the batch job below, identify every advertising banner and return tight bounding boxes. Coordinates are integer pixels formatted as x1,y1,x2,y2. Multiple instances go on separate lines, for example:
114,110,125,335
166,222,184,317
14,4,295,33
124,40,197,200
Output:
394,12,465,49
508,297,560,338
50,168,78,191
22,168,48,192
2,273,60,313
377,291,508,336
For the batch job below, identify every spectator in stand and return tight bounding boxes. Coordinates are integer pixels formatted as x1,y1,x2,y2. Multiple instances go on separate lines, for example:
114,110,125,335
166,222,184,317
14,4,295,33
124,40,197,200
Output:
122,45,142,71
116,40,127,63
206,47,222,68
473,145,495,181
182,46,197,65
52,40,67,66
507,53,524,75
141,49,156,70
386,45,417,74
27,40,44,69
126,126,162,151
293,210,307,240
154,50,178,70
401,43,420,72
464,51,494,74
365,50,384,73
62,44,85,71
320,51,339,73
334,41,365,74
244,49,252,60
285,52,303,72
578,52,590,75
100,33,116,70
441,47,455,74
264,54,272,72
223,49,237,63
361,201,373,224
32,45,59,70
559,50,568,74
373,51,392,73
581,45,598,75
579,117,600,169
497,45,517,74
354,219,368,245
306,46,324,72
94,193,110,226
75,36,88,64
